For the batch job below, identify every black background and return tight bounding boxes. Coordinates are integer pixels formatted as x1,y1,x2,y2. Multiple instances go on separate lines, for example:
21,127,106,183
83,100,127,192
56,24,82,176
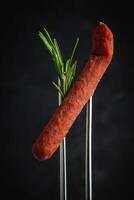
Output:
1,1,134,200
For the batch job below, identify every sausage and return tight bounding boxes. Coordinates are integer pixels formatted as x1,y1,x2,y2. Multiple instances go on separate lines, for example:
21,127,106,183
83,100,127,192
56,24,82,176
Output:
32,22,114,160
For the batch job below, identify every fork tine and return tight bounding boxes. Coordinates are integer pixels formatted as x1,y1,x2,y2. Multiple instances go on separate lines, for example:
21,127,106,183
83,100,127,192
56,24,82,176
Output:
58,78,67,200
85,96,93,200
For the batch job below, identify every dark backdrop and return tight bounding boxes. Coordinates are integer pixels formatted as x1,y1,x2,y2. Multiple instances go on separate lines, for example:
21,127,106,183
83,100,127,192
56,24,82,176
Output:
1,1,133,200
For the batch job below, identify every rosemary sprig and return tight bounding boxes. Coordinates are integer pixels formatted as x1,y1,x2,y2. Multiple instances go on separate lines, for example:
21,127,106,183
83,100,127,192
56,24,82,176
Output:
39,28,79,98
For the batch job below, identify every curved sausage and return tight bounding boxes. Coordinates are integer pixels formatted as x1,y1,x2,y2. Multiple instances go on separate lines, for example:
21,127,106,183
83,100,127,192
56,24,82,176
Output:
32,22,114,160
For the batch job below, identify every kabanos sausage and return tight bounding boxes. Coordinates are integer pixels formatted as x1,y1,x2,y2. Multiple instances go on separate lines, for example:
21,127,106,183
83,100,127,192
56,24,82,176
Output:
32,22,114,160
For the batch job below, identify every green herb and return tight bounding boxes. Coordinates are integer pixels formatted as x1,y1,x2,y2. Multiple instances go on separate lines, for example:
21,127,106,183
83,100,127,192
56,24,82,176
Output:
39,28,79,98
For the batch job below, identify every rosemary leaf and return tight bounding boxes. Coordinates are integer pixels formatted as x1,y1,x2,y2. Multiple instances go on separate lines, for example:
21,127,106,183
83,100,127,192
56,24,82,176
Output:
39,32,52,53
69,37,79,65
51,48,61,76
43,27,54,46
54,38,64,71
65,58,71,72
66,67,73,91
71,61,77,79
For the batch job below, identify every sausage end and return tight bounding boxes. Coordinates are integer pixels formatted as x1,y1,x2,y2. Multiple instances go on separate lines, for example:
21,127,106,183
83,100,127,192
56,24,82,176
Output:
92,22,113,59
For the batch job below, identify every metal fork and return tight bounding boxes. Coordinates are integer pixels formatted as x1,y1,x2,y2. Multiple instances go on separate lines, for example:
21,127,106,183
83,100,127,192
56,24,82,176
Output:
59,92,93,200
